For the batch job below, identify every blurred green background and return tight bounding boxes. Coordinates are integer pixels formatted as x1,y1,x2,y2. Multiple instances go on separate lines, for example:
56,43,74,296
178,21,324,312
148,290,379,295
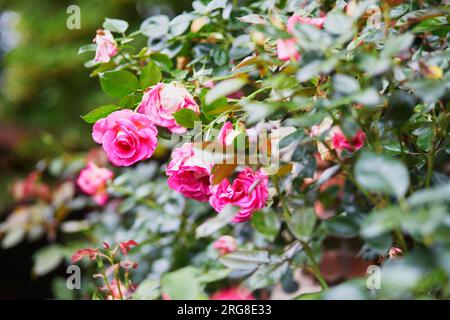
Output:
0,0,193,299
0,0,191,212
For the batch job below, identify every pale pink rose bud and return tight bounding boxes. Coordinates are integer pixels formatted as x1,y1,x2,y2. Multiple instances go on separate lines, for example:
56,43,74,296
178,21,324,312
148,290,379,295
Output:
77,162,114,205
277,38,300,62
213,235,237,255
218,121,241,146
94,29,118,63
287,14,326,33
331,127,366,152
166,143,213,202
137,83,200,134
209,167,269,223
92,110,158,167
210,287,255,300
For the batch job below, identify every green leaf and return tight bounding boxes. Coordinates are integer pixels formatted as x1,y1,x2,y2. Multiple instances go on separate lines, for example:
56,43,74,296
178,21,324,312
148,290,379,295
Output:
169,13,194,36
205,78,246,105
279,128,305,149
381,33,414,57
352,88,381,107
196,269,230,283
205,0,227,12
220,250,270,270
246,264,286,290
173,108,200,129
1,228,25,249
323,214,360,238
78,44,96,55
333,74,360,95
212,48,228,66
354,151,410,198
103,18,129,33
203,96,229,118
237,14,267,25
161,267,202,300
196,205,238,238
287,208,316,241
407,184,450,207
363,233,393,255
81,105,119,124
385,92,416,126
99,70,140,98
140,61,162,88
132,279,160,300
32,245,64,276
243,102,273,124
251,209,280,240
141,15,170,38
324,13,353,35
150,53,173,72
361,206,402,238
411,16,449,33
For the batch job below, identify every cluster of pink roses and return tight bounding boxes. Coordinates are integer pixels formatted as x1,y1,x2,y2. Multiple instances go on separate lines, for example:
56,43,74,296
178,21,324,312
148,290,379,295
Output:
277,14,326,62
166,122,269,223
77,81,201,202
91,83,199,168
85,27,270,221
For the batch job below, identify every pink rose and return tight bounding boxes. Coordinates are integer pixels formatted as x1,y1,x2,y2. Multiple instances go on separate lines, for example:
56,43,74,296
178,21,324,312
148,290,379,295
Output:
137,83,200,134
166,143,213,202
92,110,158,167
209,167,269,223
94,29,118,63
277,38,300,62
277,14,326,62
331,128,366,152
77,162,114,205
213,235,237,255
210,287,255,300
217,121,241,146
287,14,326,33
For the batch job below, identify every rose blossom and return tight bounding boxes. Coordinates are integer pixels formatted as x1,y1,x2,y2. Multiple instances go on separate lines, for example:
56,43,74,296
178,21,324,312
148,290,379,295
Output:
209,167,269,223
210,287,255,300
77,162,114,205
94,29,118,63
213,235,237,255
287,14,326,33
137,83,199,134
277,13,326,62
277,38,300,62
166,143,213,202
331,128,366,152
92,109,158,167
217,121,241,146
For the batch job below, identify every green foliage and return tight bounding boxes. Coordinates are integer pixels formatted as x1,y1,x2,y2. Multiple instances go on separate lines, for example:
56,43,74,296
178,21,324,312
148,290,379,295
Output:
2,0,450,300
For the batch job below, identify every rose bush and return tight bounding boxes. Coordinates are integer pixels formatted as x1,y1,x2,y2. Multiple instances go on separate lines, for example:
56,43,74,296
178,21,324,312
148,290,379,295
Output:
1,0,450,300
